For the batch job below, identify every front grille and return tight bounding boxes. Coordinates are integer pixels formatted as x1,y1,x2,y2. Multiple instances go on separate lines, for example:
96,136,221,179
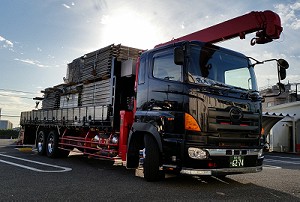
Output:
208,108,260,132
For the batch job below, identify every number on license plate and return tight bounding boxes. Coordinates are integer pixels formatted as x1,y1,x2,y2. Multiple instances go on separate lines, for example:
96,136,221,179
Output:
230,156,244,167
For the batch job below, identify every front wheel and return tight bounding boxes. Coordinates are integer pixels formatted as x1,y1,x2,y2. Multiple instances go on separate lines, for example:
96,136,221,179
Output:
143,135,163,181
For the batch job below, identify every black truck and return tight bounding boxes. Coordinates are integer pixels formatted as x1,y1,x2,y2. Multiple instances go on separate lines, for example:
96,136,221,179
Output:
20,11,289,181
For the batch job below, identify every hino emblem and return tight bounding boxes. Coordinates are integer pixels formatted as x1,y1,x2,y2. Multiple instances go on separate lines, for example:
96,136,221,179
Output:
229,107,243,121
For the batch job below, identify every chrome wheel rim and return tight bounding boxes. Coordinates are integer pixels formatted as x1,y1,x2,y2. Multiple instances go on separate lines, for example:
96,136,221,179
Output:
37,135,44,152
47,136,54,154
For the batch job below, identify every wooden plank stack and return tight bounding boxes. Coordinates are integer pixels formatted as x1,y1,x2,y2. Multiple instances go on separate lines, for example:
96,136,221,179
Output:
116,44,142,62
81,44,116,82
66,44,143,84
41,87,62,109
66,57,84,84
41,44,143,110
81,79,111,107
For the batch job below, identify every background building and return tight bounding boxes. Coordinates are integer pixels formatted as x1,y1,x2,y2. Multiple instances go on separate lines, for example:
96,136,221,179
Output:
0,120,13,129
260,83,300,111
261,83,300,153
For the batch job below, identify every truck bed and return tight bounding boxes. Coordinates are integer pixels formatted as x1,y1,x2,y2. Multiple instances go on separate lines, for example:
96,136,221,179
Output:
20,105,110,127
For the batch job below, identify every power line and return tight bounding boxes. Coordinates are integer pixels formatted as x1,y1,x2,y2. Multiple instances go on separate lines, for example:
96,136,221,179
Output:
0,93,33,100
0,114,20,118
0,103,34,109
0,88,37,94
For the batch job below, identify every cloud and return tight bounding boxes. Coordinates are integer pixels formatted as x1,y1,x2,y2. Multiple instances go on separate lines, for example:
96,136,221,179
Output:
100,15,109,24
0,35,14,48
181,22,185,29
14,58,49,68
62,2,75,9
47,54,55,59
275,2,300,30
62,3,71,9
93,0,107,11
0,93,35,127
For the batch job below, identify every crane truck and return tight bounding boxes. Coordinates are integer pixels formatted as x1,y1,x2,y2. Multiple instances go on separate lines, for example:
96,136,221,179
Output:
19,10,289,181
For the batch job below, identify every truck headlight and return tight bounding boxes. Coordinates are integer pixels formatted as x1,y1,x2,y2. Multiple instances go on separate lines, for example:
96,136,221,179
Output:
188,147,207,159
258,149,264,158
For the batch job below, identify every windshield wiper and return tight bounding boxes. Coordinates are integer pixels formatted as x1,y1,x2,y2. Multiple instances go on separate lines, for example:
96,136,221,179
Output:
211,83,260,100
211,83,244,93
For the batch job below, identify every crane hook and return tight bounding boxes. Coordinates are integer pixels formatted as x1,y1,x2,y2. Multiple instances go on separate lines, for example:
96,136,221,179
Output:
250,38,256,46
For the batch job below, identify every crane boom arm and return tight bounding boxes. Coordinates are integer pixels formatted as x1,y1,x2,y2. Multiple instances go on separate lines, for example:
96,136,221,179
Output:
155,10,282,48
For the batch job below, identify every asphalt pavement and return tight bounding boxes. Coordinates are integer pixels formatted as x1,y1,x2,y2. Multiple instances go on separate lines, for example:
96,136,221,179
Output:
0,139,299,201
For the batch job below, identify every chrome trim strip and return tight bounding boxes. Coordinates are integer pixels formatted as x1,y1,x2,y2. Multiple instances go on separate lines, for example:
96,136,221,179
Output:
204,148,262,156
180,166,262,176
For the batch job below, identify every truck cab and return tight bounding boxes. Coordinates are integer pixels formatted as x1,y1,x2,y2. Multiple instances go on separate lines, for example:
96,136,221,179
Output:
127,41,264,180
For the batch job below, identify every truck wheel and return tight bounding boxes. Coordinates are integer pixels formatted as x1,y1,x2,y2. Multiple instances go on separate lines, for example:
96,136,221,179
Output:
46,131,70,158
36,130,46,155
46,131,60,158
143,134,162,181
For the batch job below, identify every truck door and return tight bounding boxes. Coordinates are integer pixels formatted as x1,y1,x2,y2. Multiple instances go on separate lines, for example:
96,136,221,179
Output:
147,49,184,112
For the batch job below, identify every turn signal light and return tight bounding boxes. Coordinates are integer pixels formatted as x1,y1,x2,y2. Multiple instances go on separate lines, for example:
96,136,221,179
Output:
261,127,265,135
185,113,201,132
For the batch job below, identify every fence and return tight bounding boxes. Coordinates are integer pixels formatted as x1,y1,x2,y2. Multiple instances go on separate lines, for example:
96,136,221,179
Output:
0,130,19,139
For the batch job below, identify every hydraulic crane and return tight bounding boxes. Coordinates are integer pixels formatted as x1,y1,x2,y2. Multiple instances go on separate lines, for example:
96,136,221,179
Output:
155,10,282,47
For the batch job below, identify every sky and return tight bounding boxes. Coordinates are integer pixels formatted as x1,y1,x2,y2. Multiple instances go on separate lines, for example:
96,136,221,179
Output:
0,0,300,127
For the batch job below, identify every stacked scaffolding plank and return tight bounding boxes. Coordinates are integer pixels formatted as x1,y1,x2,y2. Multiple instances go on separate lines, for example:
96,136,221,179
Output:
115,44,142,61
81,44,117,82
66,57,84,84
60,84,83,108
41,44,143,111
81,79,111,107
66,44,143,84
41,87,62,109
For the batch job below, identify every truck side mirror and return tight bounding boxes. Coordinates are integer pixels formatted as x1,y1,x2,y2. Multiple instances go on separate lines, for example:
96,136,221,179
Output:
174,47,184,65
279,68,286,80
277,59,289,80
277,82,285,92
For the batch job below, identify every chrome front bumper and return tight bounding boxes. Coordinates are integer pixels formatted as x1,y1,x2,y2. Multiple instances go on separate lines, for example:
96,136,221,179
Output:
180,166,263,176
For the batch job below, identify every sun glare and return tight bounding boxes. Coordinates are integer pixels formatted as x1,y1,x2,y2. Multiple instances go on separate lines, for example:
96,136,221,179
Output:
100,10,161,49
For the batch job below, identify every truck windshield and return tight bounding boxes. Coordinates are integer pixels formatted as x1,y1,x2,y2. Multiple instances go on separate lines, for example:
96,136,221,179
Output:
187,45,258,91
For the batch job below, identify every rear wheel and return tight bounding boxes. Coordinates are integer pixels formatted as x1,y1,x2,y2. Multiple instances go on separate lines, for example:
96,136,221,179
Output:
36,130,46,155
46,131,58,158
46,130,69,158
143,135,163,181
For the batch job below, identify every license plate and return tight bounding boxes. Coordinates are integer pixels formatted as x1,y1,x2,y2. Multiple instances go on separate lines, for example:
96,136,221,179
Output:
230,156,244,167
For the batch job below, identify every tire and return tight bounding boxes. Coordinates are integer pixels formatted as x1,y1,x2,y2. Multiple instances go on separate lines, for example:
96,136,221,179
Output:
46,131,70,158
46,130,60,158
143,135,163,181
36,130,47,155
